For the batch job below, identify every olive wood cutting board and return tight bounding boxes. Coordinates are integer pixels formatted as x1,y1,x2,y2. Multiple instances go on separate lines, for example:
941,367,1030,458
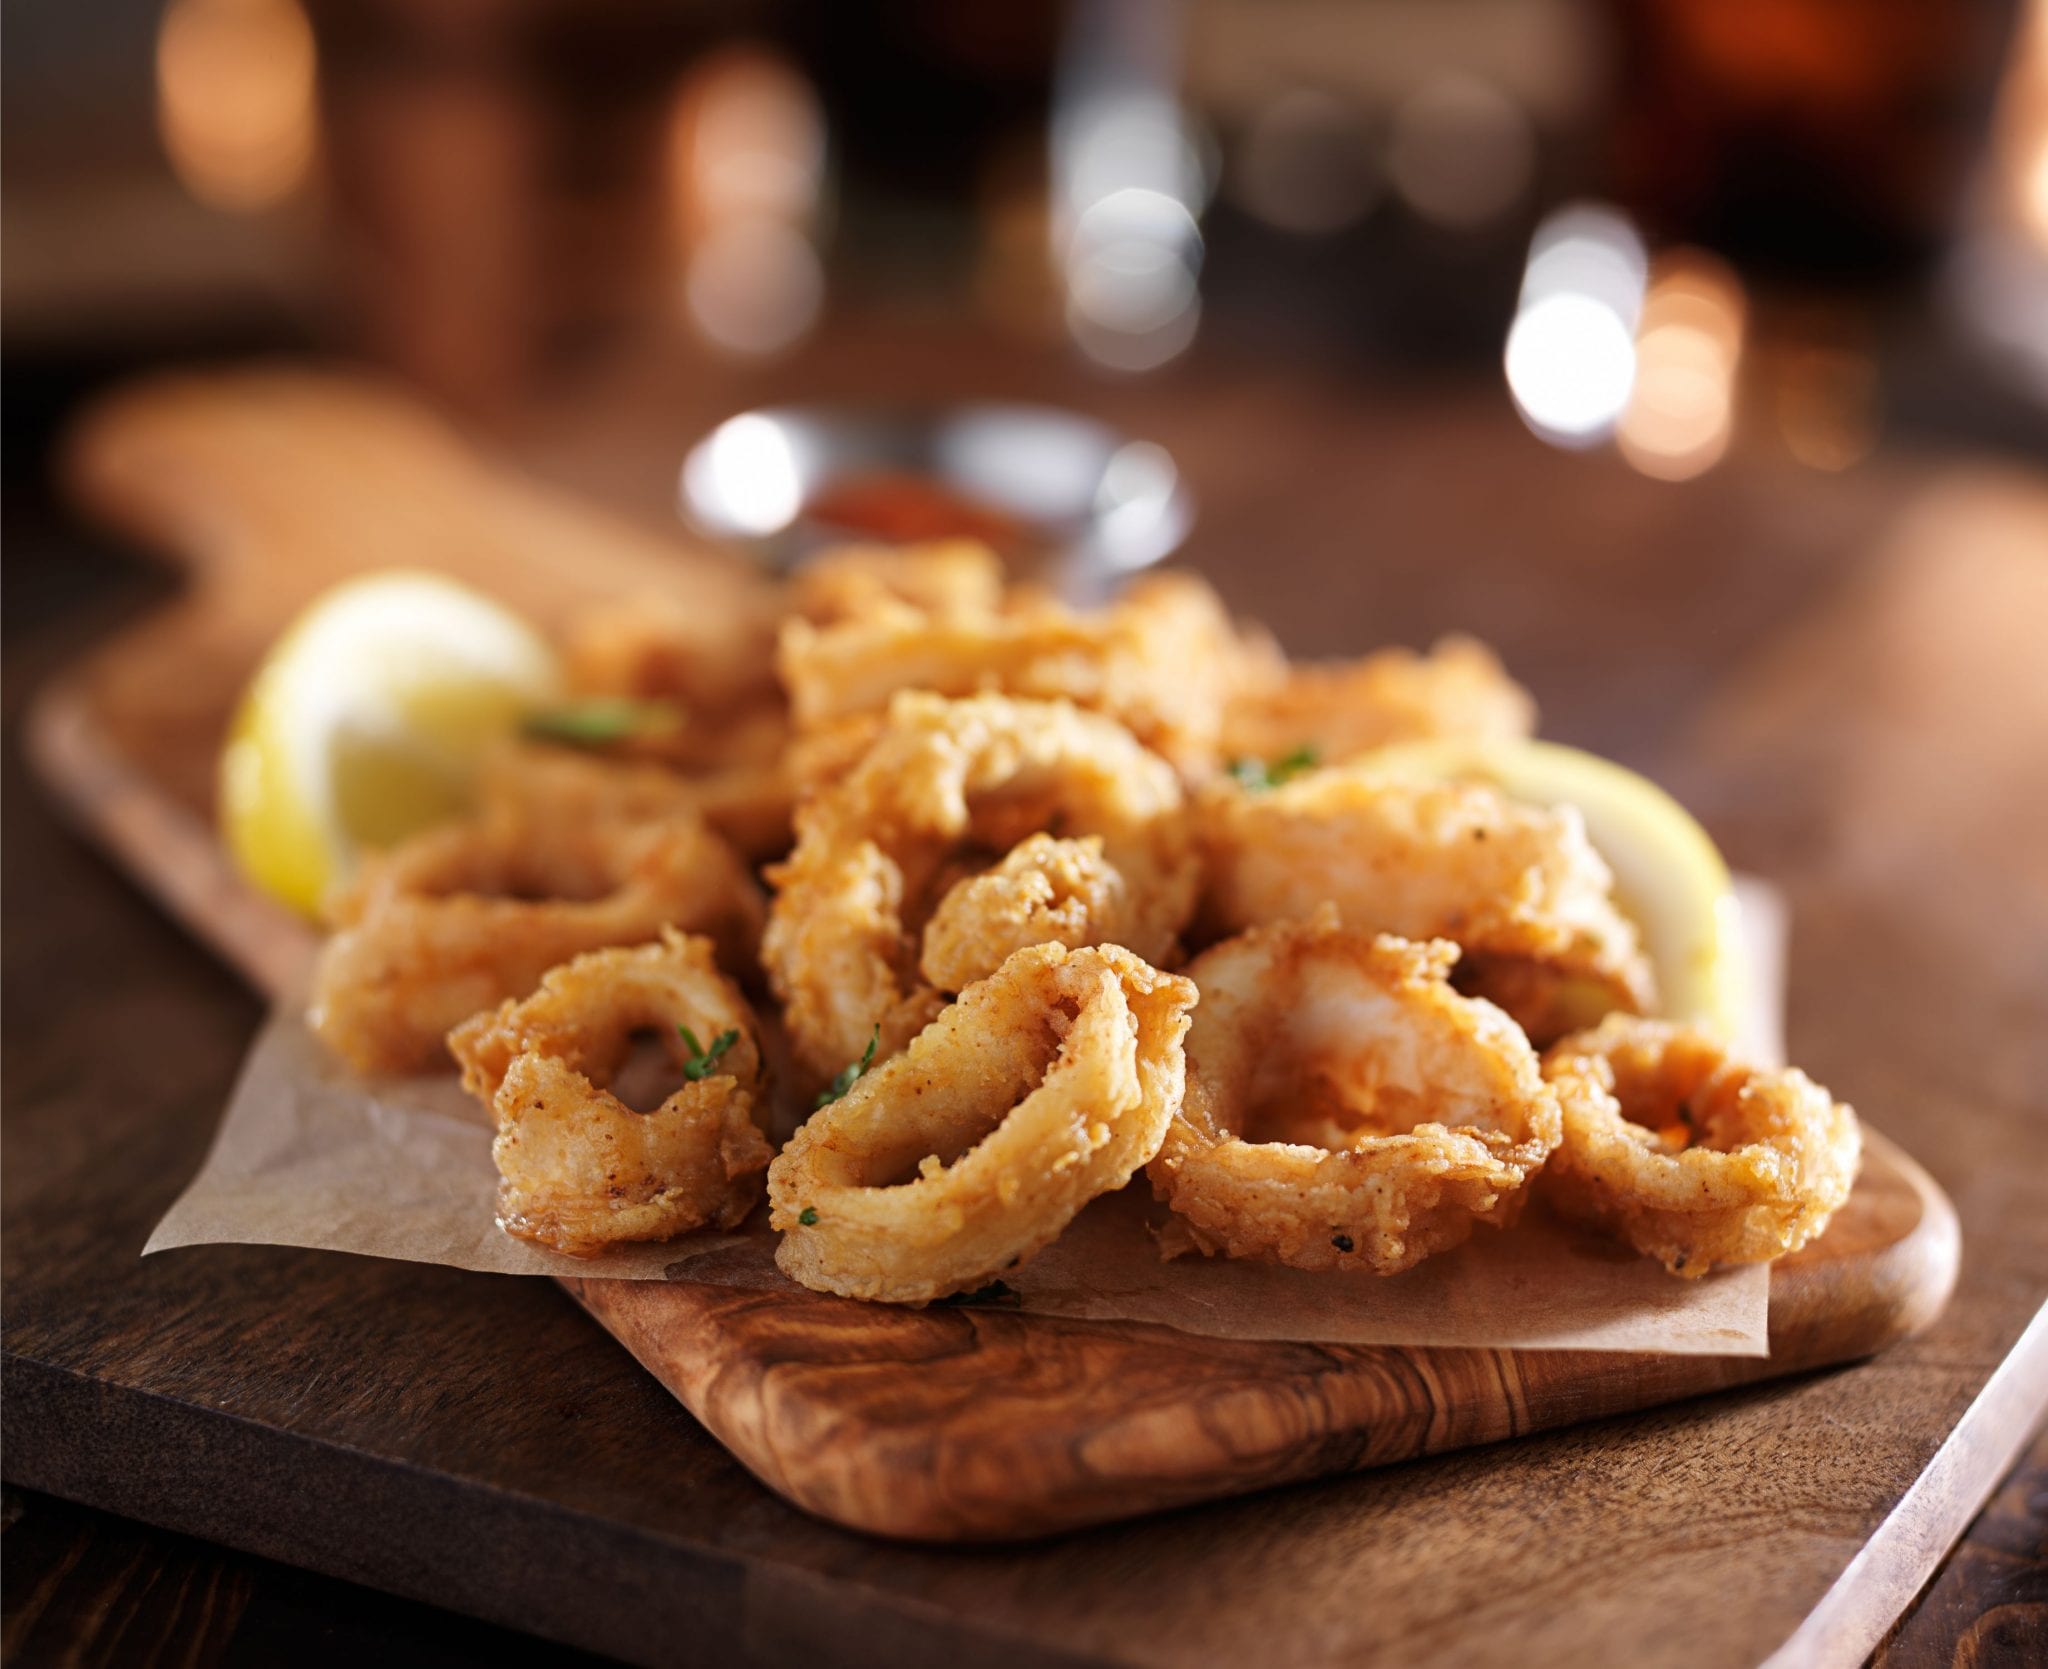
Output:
26,369,1962,1541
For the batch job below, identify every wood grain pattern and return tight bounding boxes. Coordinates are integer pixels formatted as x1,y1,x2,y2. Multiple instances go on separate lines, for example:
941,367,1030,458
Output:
567,1130,1954,1539
24,367,1960,1544
0,1486,609,1669
9,347,2044,1666
1873,1425,2048,1669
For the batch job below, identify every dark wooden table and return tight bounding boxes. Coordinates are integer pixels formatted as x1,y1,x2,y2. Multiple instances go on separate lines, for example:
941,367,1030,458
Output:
5,329,2047,1667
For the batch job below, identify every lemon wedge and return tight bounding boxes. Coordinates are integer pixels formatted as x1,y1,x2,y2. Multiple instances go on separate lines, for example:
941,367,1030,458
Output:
221,571,561,917
1350,737,1745,1037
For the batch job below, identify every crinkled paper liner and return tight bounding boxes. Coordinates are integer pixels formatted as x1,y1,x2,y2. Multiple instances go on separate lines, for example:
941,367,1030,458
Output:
145,884,1789,1356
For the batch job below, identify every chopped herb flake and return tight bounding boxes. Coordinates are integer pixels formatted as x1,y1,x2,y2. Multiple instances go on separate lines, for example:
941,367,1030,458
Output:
522,698,682,747
1226,744,1319,792
813,1025,881,1108
798,1206,819,1226
677,1025,739,1081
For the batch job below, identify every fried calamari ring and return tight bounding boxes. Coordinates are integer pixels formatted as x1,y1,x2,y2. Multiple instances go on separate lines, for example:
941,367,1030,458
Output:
788,540,1006,625
310,808,764,1075
777,572,1267,772
769,942,1196,1303
560,592,780,715
1201,769,1653,1045
1218,634,1535,766
784,711,887,798
918,833,1144,993
449,930,770,1256
1150,912,1560,1274
1540,1015,1861,1276
490,738,795,863
764,691,1197,1083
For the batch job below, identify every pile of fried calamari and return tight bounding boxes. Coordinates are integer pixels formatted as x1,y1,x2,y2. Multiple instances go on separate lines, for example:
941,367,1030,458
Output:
306,543,1861,1303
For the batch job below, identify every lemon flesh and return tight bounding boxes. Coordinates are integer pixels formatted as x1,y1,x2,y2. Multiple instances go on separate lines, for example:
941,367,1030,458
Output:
221,571,561,917
1350,737,1745,1037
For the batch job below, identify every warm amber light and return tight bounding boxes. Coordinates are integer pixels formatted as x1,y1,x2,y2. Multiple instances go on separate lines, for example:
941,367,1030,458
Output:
1618,253,1745,482
156,0,317,213
2012,1,2048,246
1776,347,1879,472
662,46,826,357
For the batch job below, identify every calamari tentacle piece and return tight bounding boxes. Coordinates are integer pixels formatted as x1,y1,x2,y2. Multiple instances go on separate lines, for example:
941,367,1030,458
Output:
763,691,1196,1084
777,572,1268,773
787,540,1008,626
918,832,1149,994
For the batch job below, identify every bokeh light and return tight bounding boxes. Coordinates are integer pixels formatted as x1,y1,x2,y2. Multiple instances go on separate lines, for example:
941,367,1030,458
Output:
1776,346,1879,472
1062,186,1204,370
155,0,318,214
1387,74,1533,231
1618,252,1745,480
1053,0,1204,371
664,47,826,358
685,413,805,535
1233,89,1381,235
1504,204,1646,446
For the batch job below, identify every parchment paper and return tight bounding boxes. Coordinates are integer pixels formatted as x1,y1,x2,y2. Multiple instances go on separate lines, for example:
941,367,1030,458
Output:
146,885,1789,1355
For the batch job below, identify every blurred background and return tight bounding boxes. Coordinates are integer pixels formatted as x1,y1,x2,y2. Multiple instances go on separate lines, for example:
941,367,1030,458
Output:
6,0,2048,648
8,0,2048,448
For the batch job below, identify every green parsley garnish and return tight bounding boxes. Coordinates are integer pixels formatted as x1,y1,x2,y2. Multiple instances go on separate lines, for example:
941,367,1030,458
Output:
1226,744,1318,792
798,1207,819,1226
522,698,682,748
677,1025,739,1082
813,1025,880,1109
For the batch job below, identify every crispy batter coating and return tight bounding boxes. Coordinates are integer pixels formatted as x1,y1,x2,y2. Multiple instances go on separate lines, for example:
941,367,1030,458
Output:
1149,912,1560,1274
769,942,1196,1303
919,833,1143,993
491,738,794,863
1202,769,1653,1044
310,805,763,1076
449,930,770,1255
1218,635,1535,766
560,595,780,717
294,541,1865,1298
783,711,887,798
1541,1015,1861,1276
787,540,1007,625
777,572,1268,773
763,691,1197,1084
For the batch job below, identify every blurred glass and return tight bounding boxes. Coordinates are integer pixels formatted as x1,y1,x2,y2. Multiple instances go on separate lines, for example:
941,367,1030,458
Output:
306,0,755,403
1607,0,2021,275
1053,0,1207,370
1947,0,2048,399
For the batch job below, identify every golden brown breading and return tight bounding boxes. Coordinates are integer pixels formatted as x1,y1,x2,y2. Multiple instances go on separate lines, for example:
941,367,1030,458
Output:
1150,911,1560,1275
769,942,1195,1303
450,930,770,1255
1541,1015,1860,1276
1201,768,1653,1044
